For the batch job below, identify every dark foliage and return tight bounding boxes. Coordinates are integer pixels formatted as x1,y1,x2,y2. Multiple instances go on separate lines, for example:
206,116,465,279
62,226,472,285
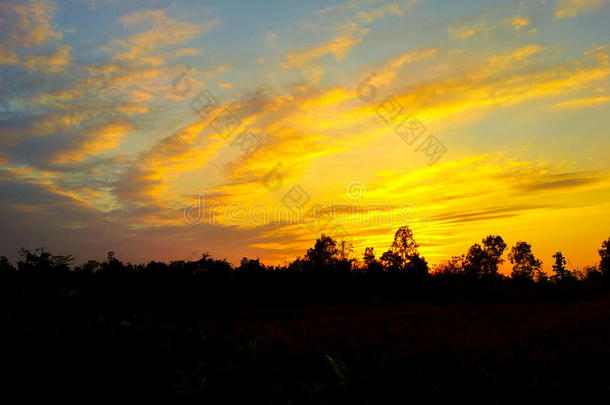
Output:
1,230,609,404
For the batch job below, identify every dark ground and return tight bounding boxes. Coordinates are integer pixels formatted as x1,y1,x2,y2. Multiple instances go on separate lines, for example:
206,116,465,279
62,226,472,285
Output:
2,284,610,404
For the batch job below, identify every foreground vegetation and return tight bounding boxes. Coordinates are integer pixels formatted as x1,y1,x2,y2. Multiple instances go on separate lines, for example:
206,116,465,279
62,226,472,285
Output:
1,227,610,404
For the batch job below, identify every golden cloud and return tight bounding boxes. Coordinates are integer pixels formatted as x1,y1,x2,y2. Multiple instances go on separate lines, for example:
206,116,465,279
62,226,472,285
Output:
283,30,366,68
555,0,609,18
449,15,534,40
53,122,131,164
550,95,610,109
23,45,71,72
107,10,220,66
0,0,61,49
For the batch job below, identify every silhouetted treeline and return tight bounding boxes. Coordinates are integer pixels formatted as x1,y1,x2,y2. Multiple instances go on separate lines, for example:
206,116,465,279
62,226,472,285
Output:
1,227,609,307
2,227,610,404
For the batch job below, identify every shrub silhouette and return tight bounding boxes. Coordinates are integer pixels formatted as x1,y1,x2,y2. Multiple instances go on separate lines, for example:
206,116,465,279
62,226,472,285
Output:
0,256,15,273
236,257,266,273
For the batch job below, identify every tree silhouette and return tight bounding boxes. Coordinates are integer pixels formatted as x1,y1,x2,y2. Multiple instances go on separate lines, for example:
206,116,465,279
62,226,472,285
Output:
381,226,419,271
551,251,574,282
380,250,403,272
306,234,339,269
406,253,429,280
337,240,353,261
363,247,375,267
599,237,610,281
237,257,266,273
17,248,74,273
3,233,610,405
464,243,486,279
100,250,123,274
78,260,101,274
0,256,15,273
508,241,543,281
379,226,428,278
481,235,507,276
389,226,419,263
363,247,383,273
463,235,507,280
433,256,464,277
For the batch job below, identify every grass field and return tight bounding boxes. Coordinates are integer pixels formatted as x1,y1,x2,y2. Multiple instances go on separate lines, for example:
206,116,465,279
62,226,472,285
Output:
4,290,610,404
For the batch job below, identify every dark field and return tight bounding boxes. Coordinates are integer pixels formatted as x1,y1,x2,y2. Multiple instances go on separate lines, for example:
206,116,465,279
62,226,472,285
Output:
3,235,610,404
3,288,610,404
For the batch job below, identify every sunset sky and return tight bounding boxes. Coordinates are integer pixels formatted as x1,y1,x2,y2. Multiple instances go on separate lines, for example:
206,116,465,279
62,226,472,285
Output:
1,0,610,272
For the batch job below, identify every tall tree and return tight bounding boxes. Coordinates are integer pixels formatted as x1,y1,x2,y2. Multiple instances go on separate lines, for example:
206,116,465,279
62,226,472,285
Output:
551,251,573,281
380,250,404,272
363,247,376,267
599,237,610,280
363,247,383,273
306,234,339,268
381,226,427,277
337,240,354,262
508,241,543,281
481,235,507,275
387,226,420,267
464,243,486,278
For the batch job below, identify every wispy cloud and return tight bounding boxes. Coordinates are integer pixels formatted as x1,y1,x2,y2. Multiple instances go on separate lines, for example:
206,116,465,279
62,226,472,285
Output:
283,24,367,68
105,10,220,66
448,15,534,39
52,122,131,164
550,95,610,109
555,0,609,19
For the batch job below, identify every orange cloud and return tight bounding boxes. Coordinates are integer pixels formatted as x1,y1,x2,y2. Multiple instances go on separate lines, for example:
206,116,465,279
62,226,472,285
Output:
23,45,71,72
0,0,61,49
0,0,66,70
449,15,534,39
555,0,609,18
373,48,439,86
550,95,610,109
107,10,220,66
511,16,531,30
283,29,366,68
53,122,131,164
355,1,416,23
